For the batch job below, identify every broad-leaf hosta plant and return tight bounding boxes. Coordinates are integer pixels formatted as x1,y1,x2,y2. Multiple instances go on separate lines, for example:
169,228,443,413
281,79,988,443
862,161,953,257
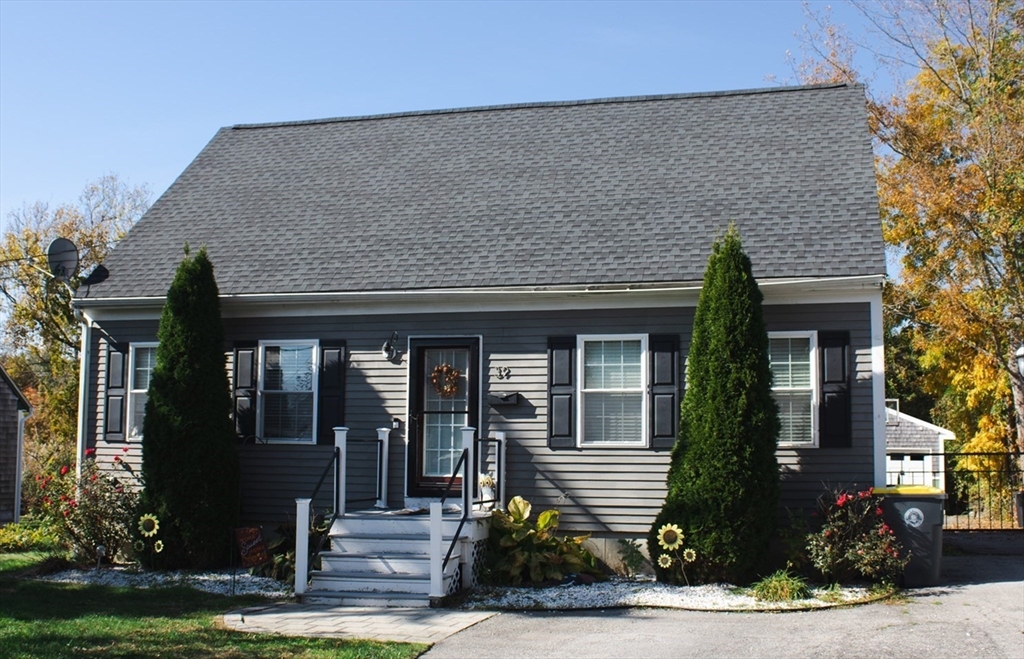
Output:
483,496,602,586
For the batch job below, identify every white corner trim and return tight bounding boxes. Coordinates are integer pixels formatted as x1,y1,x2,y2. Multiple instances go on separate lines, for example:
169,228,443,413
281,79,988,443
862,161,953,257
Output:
75,312,94,483
870,289,887,487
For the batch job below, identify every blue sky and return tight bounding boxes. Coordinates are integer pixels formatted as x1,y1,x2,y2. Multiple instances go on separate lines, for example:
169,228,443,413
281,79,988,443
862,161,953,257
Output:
0,1,878,226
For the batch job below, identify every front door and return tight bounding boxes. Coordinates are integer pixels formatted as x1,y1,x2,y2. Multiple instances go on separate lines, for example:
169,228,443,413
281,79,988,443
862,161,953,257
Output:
408,338,480,496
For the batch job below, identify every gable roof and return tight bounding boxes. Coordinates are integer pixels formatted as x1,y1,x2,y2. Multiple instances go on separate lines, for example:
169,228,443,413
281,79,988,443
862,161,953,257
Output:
886,409,954,452
0,364,30,412
79,83,884,301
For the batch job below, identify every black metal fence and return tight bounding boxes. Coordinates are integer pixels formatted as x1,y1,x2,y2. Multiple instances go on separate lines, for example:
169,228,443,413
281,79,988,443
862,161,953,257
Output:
886,451,1023,530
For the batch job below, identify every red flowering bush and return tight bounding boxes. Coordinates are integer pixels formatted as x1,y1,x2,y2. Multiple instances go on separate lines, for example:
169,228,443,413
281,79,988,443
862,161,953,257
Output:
37,453,139,563
806,487,909,584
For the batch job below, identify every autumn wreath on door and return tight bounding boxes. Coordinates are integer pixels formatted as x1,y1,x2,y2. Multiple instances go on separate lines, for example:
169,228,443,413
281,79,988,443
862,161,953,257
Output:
430,363,461,398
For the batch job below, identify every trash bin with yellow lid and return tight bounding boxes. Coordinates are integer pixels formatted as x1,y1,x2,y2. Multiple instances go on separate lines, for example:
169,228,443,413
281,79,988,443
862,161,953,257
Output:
875,485,946,587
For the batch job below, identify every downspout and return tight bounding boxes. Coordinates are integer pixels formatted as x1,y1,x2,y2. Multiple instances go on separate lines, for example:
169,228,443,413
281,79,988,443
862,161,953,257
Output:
14,407,30,524
74,308,92,482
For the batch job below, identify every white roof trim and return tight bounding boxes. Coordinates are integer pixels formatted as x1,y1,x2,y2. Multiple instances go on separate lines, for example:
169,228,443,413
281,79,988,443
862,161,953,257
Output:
75,274,884,310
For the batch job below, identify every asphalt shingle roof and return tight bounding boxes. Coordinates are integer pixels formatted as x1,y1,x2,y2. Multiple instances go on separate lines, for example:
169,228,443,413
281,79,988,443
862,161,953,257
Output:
81,83,885,300
886,409,954,452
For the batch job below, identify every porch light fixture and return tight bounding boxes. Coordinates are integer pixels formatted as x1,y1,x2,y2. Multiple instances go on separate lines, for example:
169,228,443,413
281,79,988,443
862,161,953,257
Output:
381,331,399,362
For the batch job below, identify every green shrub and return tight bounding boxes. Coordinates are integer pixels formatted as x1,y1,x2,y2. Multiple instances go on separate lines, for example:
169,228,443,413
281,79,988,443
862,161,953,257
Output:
778,508,813,575
0,516,62,552
141,246,240,569
33,455,138,562
483,496,602,586
649,227,781,585
806,487,909,584
751,568,811,602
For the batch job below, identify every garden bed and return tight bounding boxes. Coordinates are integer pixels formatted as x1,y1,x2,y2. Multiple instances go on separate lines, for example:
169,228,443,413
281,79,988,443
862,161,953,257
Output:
463,577,890,612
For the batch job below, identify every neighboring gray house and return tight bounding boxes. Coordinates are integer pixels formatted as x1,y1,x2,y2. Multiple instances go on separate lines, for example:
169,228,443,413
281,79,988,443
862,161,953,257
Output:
885,407,953,491
73,82,887,543
0,364,31,526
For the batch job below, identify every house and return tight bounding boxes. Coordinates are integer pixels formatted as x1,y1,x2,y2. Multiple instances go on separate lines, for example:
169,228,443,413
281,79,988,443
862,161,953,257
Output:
73,82,886,593
885,407,953,491
0,363,31,526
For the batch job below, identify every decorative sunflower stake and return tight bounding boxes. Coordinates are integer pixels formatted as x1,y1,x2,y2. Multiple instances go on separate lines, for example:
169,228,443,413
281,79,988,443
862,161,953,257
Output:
656,522,697,586
136,514,164,567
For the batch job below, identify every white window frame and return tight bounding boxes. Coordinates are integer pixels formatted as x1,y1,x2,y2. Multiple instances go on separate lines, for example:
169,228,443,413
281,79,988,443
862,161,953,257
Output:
576,334,648,448
257,339,319,444
769,331,819,448
126,342,158,441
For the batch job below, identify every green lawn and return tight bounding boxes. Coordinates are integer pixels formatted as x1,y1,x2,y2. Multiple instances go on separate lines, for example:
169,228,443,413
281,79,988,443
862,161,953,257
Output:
0,553,427,659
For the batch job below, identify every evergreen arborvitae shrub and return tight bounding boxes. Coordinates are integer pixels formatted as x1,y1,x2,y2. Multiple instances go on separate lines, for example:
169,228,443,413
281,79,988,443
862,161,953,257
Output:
140,246,240,568
648,227,781,585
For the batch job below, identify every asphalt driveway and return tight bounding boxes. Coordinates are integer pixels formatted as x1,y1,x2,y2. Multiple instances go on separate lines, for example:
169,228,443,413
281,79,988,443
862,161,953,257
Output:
425,532,1024,659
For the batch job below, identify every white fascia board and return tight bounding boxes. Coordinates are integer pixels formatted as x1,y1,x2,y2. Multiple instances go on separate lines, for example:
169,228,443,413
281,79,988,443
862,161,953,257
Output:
74,274,885,321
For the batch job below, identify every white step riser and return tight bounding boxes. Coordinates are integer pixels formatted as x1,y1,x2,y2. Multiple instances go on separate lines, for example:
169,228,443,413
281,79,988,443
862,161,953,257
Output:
319,554,433,574
310,574,455,595
330,536,460,555
332,516,466,536
303,593,431,608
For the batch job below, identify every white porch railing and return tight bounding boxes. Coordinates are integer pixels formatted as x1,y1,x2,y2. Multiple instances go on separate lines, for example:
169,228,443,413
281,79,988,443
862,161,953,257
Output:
294,425,391,596
429,427,506,599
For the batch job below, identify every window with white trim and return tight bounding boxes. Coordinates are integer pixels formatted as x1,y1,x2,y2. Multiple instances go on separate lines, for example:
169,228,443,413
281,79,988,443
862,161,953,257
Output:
578,335,647,446
769,332,818,447
258,341,318,443
127,343,158,440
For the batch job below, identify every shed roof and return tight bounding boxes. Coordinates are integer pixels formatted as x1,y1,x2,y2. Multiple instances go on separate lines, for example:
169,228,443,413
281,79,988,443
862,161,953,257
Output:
79,83,884,301
885,409,954,453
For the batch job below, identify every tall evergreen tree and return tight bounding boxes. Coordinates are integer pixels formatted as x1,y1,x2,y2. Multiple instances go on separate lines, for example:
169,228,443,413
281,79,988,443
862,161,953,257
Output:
649,227,780,585
140,246,239,568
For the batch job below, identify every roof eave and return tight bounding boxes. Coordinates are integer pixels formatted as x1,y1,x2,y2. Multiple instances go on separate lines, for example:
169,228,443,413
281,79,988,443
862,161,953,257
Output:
74,274,884,311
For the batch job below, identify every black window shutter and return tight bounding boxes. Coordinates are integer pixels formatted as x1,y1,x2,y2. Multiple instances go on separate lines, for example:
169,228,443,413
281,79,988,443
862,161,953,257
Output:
318,342,346,445
649,335,680,449
105,343,127,440
819,331,851,448
232,342,258,440
548,337,576,448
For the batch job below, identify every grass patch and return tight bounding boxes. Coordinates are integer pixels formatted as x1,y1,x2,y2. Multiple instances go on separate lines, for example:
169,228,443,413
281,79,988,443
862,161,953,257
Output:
816,583,845,604
750,569,812,602
0,553,427,659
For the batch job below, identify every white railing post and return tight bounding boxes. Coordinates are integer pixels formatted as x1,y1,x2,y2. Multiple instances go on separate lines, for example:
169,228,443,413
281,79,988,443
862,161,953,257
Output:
461,427,475,513
495,431,506,510
334,427,348,517
375,427,390,509
294,497,311,596
429,501,443,598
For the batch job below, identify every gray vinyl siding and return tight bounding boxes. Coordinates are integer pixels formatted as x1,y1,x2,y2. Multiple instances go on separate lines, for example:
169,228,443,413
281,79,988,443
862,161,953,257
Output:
87,302,875,533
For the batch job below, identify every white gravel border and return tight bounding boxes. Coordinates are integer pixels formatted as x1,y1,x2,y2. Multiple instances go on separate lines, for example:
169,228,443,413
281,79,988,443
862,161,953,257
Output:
35,570,878,612
465,577,876,611
38,567,292,599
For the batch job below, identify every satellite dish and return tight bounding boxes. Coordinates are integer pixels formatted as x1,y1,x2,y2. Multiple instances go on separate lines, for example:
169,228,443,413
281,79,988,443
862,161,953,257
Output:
46,238,79,282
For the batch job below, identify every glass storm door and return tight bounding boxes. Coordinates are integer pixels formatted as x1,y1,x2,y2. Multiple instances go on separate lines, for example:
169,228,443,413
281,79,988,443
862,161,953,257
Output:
409,339,479,496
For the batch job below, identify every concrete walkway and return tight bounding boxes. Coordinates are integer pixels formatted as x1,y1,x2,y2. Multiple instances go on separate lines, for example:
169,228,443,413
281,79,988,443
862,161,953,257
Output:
221,603,495,644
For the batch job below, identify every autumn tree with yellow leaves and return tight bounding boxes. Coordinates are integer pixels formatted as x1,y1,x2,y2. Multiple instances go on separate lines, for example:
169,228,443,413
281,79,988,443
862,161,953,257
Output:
0,175,150,508
794,0,1023,459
